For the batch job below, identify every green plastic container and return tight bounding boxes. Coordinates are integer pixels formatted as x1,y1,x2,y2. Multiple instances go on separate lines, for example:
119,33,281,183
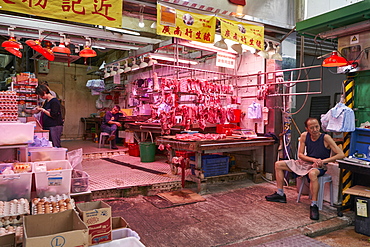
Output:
139,142,156,162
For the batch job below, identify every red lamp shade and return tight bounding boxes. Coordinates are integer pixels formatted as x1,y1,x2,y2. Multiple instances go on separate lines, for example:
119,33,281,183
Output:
40,48,55,61
52,42,71,54
79,46,97,57
5,47,22,58
25,39,44,53
322,51,348,67
2,36,23,49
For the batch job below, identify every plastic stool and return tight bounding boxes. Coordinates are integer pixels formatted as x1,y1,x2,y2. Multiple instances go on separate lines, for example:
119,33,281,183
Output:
296,174,333,210
98,132,112,148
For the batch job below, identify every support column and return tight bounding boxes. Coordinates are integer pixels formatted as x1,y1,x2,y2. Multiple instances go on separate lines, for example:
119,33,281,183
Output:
341,78,354,206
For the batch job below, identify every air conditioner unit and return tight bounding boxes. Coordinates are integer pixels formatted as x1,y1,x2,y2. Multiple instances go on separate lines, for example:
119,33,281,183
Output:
338,32,370,72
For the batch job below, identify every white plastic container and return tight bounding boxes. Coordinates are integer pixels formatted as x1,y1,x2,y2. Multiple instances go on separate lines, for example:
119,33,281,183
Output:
19,147,67,162
0,164,33,201
33,160,72,197
0,122,34,145
29,147,67,162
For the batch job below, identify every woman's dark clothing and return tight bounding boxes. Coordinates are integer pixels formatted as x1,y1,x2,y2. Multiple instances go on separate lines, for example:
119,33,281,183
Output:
42,98,63,147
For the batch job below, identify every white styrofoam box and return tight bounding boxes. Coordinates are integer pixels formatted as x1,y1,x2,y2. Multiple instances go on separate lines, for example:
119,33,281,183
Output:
19,147,67,162
33,160,72,197
0,122,34,145
112,228,140,241
0,164,33,201
118,131,126,138
94,237,145,247
324,162,340,205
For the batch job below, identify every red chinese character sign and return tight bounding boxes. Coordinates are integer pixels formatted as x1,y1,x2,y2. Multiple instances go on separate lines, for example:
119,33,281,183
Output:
157,3,216,43
0,0,122,28
218,18,264,51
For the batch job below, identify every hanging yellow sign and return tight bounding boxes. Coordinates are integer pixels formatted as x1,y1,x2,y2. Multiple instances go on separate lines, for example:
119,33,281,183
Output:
0,0,122,28
157,3,216,43
218,18,264,50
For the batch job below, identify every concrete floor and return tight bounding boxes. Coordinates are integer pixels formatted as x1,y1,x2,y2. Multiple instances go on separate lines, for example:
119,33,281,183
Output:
61,139,368,247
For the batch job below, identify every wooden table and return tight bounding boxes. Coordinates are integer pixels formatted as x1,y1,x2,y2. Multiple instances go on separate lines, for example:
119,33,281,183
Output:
336,159,370,216
156,136,274,182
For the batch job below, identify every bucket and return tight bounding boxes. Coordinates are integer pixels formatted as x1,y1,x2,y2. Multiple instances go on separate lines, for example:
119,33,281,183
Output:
128,143,140,157
139,142,156,162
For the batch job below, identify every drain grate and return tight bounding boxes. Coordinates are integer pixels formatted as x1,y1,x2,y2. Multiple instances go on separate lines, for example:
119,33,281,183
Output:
102,158,166,175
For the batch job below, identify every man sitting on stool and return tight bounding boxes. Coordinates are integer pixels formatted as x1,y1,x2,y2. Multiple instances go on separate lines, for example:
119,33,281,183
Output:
265,117,344,220
101,105,126,149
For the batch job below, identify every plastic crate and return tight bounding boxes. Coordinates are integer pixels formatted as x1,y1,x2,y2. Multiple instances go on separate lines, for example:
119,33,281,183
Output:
71,170,89,193
216,124,238,136
190,155,229,177
19,147,67,162
175,150,196,159
349,128,370,161
33,160,72,197
0,163,33,201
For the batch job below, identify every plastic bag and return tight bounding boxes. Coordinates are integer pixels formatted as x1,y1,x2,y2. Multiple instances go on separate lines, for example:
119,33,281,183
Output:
67,148,83,171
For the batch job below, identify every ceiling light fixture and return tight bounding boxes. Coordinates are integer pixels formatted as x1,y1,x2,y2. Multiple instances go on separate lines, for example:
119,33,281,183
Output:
52,33,71,54
131,58,139,70
79,37,97,58
25,30,44,54
231,43,243,54
322,51,348,67
149,53,198,65
271,44,283,61
40,40,55,61
138,4,145,28
2,26,23,57
214,38,228,50
100,26,141,36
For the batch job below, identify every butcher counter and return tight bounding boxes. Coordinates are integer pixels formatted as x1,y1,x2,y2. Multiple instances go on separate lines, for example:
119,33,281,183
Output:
156,135,275,186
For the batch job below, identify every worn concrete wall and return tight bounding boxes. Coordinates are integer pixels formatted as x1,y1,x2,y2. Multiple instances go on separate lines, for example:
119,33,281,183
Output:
36,62,100,139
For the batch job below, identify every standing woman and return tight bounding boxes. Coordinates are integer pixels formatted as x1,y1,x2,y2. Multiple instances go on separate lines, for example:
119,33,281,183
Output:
35,84,64,148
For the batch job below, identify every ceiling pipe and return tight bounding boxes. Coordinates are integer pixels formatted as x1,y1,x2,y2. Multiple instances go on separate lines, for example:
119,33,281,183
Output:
0,28,141,51
319,19,370,39
0,13,162,45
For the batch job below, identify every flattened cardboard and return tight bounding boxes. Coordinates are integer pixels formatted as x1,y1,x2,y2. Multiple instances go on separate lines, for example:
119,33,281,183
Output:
344,185,370,198
76,201,112,245
23,209,88,247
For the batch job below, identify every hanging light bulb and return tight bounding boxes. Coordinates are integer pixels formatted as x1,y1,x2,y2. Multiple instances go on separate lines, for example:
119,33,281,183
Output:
40,40,55,61
25,30,44,54
79,37,97,58
124,60,131,73
271,44,283,61
214,38,228,50
117,64,124,74
322,51,348,67
138,4,145,28
139,57,148,68
5,47,22,58
257,42,269,59
2,27,23,57
52,33,71,54
231,43,243,54
131,58,139,70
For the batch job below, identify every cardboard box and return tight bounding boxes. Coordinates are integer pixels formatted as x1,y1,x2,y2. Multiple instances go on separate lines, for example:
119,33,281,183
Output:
76,201,112,245
23,209,89,247
112,217,129,230
0,233,16,247
0,122,34,145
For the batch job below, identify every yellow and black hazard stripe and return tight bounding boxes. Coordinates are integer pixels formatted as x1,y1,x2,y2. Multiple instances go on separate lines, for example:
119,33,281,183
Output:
342,78,354,205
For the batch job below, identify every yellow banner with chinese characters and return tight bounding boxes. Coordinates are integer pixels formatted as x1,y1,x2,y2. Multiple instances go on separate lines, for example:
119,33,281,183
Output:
218,18,264,50
0,0,122,28
157,3,216,43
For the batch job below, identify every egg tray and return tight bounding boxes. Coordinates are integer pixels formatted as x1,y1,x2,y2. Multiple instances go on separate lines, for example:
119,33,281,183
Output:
0,199,30,217
31,194,75,215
